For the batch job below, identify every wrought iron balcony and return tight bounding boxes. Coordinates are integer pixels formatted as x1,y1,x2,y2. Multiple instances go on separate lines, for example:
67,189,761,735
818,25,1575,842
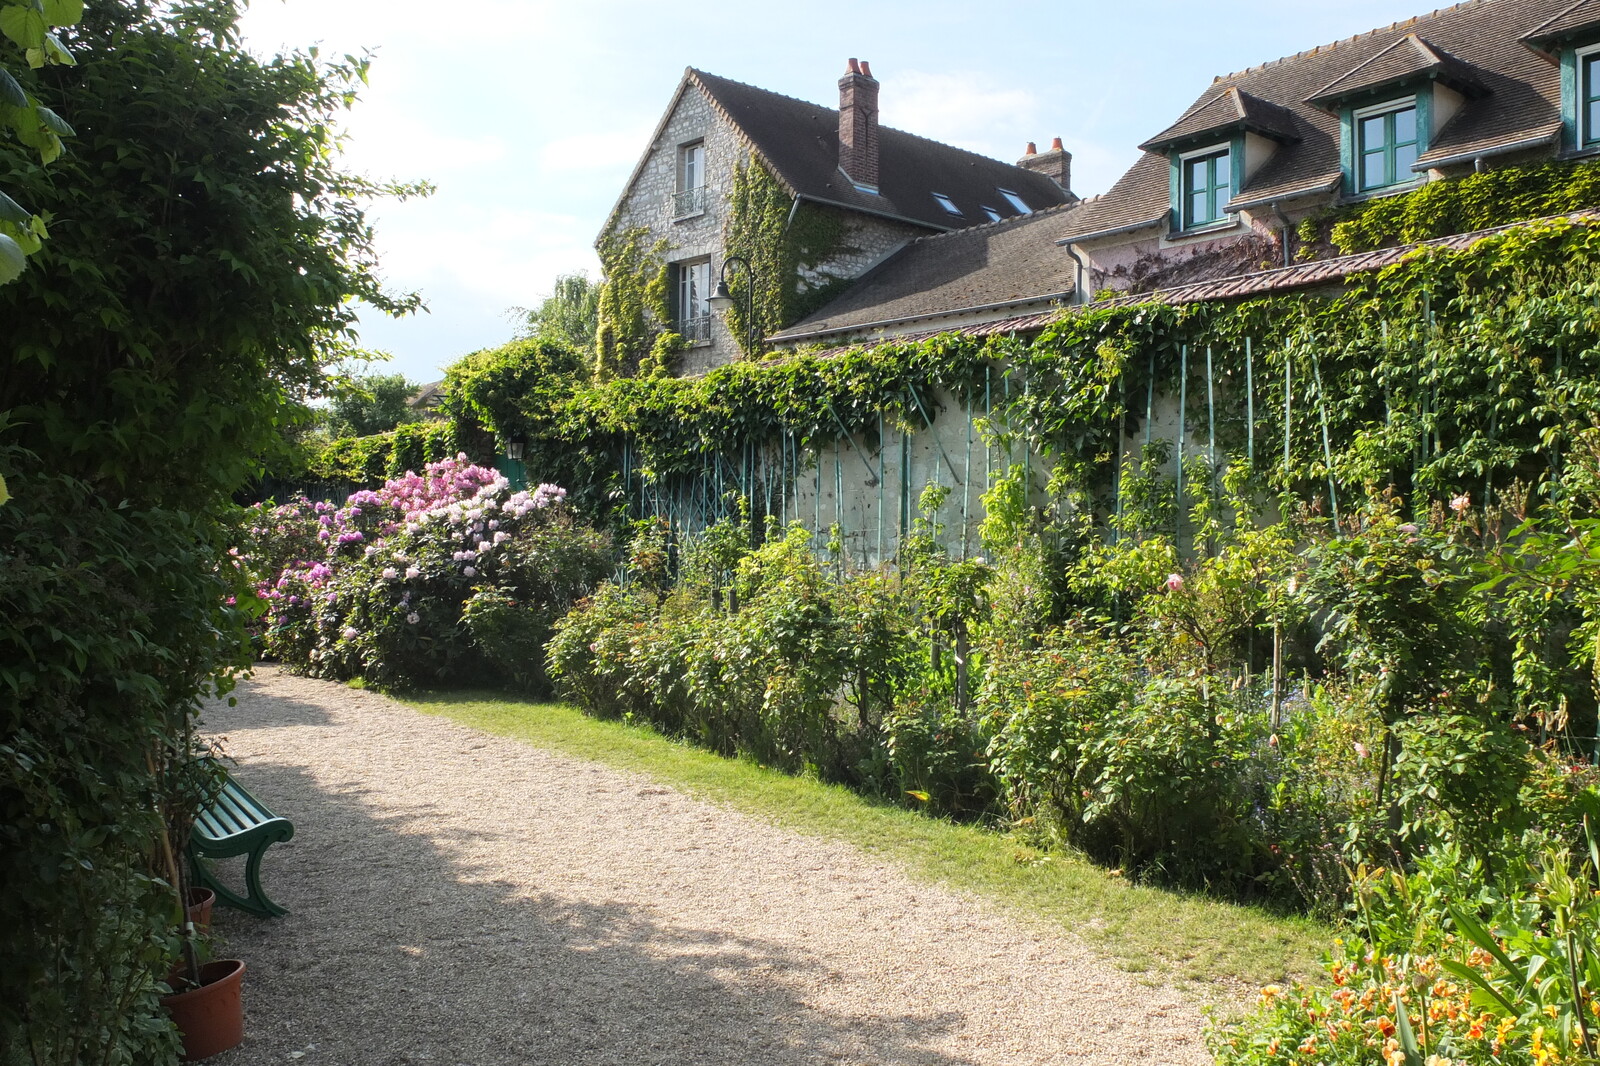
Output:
679,314,712,343
673,185,709,217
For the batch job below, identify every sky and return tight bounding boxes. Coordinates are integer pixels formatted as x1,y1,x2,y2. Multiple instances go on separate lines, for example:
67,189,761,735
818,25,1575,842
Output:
238,0,1442,386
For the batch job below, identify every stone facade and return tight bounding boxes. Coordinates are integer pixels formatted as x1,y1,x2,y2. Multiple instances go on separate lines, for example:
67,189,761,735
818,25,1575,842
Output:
606,80,924,375
609,83,745,373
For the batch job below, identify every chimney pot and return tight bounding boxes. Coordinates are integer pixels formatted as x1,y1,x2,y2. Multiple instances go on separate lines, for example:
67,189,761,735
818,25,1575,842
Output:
1016,138,1074,198
860,59,873,78
847,57,860,74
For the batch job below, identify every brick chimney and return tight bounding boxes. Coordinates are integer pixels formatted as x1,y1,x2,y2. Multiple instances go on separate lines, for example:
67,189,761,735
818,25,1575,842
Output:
1017,137,1074,198
838,58,880,191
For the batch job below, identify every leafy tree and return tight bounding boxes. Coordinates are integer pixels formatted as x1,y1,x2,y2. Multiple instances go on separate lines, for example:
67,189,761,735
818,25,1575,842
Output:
0,0,81,283
329,370,422,438
0,1,421,1059
517,271,601,356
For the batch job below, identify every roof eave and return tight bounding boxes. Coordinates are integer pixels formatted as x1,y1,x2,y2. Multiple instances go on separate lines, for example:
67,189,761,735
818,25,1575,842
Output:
1413,128,1562,171
1306,68,1488,114
1056,214,1168,246
1226,174,1342,212
770,291,1075,345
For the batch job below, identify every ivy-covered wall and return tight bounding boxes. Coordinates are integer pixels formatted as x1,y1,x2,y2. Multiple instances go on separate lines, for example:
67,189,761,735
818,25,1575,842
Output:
458,215,1600,554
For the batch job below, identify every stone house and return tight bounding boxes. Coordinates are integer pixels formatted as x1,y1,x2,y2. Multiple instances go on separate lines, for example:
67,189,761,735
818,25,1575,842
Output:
1060,0,1598,299
597,62,1075,374
765,0,1600,354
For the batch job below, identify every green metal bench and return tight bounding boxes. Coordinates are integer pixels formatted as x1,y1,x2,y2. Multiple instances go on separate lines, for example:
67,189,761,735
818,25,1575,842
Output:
187,765,294,918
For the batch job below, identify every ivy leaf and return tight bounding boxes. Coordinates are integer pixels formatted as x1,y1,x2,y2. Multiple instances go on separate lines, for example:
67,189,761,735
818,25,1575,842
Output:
40,0,82,25
0,4,46,51
39,31,71,65
0,187,28,224
0,232,26,284
34,105,70,136
0,64,24,107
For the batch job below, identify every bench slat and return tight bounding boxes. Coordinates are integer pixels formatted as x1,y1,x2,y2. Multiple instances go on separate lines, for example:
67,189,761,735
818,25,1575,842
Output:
188,763,293,918
214,788,261,833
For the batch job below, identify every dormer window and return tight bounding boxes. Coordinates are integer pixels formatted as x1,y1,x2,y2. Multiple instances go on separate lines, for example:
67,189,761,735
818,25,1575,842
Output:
1581,44,1600,149
1354,99,1421,192
1180,145,1233,229
1523,9,1600,153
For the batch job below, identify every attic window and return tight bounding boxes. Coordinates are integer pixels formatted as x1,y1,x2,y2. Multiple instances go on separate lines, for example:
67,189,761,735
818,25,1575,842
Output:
932,192,962,216
981,205,1002,222
1582,44,1600,148
998,188,1030,214
1354,99,1420,192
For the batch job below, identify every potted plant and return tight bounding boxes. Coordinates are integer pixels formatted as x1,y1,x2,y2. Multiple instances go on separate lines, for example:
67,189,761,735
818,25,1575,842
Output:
153,733,246,1060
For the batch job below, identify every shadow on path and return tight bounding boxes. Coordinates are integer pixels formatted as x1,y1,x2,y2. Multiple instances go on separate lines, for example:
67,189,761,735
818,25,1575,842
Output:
208,756,983,1066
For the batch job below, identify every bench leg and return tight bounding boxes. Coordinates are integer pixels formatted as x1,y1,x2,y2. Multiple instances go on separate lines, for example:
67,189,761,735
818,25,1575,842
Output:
188,843,289,918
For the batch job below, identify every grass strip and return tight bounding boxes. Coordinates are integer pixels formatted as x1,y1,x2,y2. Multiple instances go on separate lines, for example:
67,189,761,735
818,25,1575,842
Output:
403,690,1329,990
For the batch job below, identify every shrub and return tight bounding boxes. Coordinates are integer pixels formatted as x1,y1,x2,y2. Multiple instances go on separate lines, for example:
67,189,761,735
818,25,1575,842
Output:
238,458,612,694
1210,839,1600,1066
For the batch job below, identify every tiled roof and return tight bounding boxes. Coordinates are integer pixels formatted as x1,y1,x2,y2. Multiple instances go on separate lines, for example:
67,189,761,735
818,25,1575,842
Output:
767,202,1082,344
1140,87,1301,151
689,70,1073,232
789,312,1064,361
793,211,1600,358
1523,0,1600,48
1306,34,1487,108
1061,0,1570,244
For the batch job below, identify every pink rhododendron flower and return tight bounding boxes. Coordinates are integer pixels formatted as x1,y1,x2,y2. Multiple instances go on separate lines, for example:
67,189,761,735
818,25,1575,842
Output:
382,567,398,580
1354,742,1370,759
1450,493,1471,514
405,566,420,579
342,627,359,641
1165,573,1184,592
463,566,477,577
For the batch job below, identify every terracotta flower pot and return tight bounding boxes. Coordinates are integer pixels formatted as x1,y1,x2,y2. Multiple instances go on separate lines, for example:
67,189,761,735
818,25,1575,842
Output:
185,887,216,933
161,959,245,1061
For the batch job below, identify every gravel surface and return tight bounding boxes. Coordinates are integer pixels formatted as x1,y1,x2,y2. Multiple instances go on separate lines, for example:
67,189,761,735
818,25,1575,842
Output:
203,666,1211,1066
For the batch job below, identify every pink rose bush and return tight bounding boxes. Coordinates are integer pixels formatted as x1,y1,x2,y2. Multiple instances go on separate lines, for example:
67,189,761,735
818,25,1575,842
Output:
233,458,608,692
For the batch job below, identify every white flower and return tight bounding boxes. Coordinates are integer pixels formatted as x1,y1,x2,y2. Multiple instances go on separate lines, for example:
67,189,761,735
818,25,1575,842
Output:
406,612,420,625
381,567,398,580
493,531,510,544
463,566,477,578
405,566,421,579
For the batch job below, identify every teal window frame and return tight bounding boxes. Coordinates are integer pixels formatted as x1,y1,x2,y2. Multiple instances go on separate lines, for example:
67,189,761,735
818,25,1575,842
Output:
1352,98,1421,193
1580,44,1600,148
1170,140,1239,233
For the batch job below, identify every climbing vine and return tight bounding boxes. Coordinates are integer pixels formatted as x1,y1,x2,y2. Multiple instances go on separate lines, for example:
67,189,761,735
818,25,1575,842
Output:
724,154,849,356
1295,158,1600,256
439,215,1600,533
593,223,670,380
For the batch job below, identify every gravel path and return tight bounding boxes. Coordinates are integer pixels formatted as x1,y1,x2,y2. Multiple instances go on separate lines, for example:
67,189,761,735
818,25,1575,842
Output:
203,666,1211,1066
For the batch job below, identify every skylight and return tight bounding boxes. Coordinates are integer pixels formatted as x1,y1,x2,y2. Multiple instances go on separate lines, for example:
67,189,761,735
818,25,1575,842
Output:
982,205,1002,222
998,188,1030,214
932,192,962,216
